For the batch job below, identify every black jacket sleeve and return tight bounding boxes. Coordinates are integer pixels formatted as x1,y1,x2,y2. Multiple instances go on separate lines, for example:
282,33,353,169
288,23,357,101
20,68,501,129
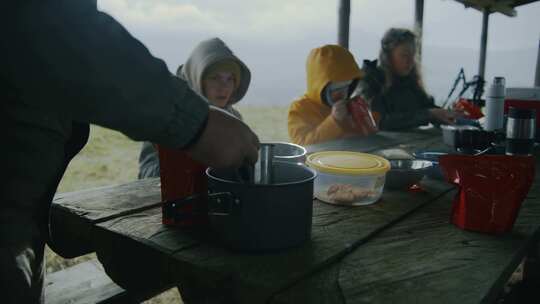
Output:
372,94,436,131
2,1,208,148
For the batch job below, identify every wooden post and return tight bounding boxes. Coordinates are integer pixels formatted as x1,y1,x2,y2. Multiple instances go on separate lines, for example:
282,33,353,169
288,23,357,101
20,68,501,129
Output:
478,9,490,79
535,37,540,87
338,0,351,49
415,0,425,63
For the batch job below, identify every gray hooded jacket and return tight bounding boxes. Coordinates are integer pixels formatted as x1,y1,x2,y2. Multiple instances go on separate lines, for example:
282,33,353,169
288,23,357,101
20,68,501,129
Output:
138,37,251,179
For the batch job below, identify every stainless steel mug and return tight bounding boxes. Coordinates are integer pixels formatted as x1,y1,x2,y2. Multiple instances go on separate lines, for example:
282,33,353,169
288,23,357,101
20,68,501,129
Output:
506,107,536,155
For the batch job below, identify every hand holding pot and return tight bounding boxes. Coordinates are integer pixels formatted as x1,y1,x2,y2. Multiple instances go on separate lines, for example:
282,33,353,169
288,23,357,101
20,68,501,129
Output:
187,106,260,168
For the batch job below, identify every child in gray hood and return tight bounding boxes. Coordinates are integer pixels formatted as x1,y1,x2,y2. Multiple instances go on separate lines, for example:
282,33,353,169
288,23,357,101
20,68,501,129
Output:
138,37,251,178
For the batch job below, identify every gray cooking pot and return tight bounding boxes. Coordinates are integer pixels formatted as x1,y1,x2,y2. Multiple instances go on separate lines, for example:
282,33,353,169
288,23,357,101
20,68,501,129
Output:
206,161,316,252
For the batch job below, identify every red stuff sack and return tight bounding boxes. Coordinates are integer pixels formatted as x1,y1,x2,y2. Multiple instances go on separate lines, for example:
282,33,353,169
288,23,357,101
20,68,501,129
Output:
157,145,208,227
453,98,484,120
439,155,535,234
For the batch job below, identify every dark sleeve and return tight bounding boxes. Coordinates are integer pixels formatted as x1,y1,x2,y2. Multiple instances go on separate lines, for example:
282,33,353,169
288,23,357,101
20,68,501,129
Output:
138,142,160,179
424,95,438,108
371,95,432,131
3,2,208,148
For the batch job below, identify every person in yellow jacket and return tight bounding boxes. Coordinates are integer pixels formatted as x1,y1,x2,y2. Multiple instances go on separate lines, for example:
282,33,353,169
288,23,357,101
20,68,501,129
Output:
288,45,372,146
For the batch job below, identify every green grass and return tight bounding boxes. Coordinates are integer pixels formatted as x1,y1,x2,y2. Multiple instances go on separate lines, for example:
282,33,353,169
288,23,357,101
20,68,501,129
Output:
47,105,289,303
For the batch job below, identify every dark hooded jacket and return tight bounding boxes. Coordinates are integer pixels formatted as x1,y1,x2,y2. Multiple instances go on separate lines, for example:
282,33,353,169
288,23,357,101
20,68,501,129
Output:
369,66,436,130
138,38,251,179
1,1,209,248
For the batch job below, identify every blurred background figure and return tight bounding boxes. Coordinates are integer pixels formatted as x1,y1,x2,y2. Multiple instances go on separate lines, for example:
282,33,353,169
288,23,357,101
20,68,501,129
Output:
288,45,375,146
369,28,462,130
138,37,251,179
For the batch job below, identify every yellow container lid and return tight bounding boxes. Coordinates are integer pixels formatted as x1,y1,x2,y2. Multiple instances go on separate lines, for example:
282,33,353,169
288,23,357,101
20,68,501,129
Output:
306,151,390,176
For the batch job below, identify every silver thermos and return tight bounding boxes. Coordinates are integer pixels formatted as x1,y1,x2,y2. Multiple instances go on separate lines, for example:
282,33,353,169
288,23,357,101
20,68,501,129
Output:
506,107,536,155
485,77,506,131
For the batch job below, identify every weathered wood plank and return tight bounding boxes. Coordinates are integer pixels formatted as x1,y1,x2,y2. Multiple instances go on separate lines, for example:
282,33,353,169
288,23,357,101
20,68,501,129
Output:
49,130,445,259
52,177,162,222
93,178,453,303
48,131,453,301
339,194,540,304
49,178,161,257
44,259,129,304
271,150,540,304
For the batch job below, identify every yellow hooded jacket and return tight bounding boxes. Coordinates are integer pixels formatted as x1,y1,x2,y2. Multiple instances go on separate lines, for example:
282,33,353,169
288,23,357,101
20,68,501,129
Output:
288,45,363,146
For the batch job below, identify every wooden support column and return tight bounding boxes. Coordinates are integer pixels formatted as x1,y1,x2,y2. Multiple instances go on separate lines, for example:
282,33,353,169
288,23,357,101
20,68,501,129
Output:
338,0,351,49
535,37,540,87
478,9,490,79
415,0,425,63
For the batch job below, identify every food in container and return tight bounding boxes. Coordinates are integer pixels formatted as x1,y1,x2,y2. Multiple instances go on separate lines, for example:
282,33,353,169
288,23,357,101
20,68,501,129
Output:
306,151,390,206
326,184,377,204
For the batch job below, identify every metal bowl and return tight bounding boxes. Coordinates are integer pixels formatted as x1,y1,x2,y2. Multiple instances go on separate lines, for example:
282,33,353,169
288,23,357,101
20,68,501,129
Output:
386,159,433,190
412,151,448,180
265,142,307,164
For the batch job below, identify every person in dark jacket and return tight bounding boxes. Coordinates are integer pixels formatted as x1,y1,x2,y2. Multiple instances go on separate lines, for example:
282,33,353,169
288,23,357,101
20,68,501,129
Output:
139,37,250,179
369,28,461,130
0,2,259,303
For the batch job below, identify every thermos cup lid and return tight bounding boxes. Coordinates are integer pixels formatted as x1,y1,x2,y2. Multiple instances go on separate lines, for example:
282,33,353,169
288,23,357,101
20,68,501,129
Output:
508,107,537,119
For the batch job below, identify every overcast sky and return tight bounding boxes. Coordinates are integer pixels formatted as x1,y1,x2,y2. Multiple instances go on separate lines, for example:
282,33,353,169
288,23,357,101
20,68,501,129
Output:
97,0,540,105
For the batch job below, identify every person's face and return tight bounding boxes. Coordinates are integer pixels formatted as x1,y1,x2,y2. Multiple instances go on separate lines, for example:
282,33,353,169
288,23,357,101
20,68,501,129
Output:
203,71,235,108
329,87,348,103
324,80,352,106
390,43,416,77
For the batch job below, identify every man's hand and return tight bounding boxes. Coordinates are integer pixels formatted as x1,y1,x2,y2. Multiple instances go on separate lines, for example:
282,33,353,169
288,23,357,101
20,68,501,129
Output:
187,106,259,168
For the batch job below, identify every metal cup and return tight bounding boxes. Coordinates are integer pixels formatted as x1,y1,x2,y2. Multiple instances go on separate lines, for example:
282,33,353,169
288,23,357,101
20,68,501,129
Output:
255,144,275,184
506,107,536,155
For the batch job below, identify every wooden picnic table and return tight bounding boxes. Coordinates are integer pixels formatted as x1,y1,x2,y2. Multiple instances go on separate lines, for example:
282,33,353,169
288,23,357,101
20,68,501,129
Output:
49,128,540,304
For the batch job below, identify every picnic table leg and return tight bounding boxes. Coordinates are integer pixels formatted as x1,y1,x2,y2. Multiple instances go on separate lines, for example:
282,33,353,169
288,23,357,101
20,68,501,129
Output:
95,242,175,302
524,239,540,283
504,238,540,303
96,242,230,303
176,280,232,304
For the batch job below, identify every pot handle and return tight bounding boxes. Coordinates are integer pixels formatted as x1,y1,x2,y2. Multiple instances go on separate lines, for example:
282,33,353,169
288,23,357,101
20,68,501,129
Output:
208,191,239,217
162,192,234,221
162,192,209,222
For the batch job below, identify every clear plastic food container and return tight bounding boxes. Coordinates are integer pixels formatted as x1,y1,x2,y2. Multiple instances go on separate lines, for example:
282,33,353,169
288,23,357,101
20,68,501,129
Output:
306,151,390,206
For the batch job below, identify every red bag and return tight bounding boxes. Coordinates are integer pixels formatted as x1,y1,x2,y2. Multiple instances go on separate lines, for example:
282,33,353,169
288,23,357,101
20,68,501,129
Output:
157,145,208,227
439,155,535,234
453,98,484,120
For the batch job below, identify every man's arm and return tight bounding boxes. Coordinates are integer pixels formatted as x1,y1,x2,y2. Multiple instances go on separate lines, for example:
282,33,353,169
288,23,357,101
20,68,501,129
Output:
3,2,207,148
371,94,433,131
